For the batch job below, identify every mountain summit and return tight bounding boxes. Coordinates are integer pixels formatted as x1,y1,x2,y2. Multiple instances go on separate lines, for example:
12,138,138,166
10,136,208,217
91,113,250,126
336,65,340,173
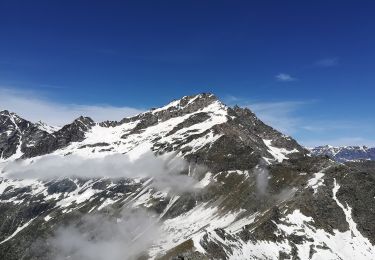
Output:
0,94,374,260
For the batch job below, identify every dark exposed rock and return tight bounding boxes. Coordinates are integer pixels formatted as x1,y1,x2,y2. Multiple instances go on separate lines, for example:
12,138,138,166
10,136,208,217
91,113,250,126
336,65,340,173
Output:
0,110,96,159
47,179,77,194
23,116,95,158
78,142,110,149
166,113,211,136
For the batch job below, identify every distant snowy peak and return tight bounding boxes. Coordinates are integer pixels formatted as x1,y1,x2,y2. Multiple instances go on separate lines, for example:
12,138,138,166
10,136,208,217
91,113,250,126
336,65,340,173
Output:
34,121,61,134
311,145,375,162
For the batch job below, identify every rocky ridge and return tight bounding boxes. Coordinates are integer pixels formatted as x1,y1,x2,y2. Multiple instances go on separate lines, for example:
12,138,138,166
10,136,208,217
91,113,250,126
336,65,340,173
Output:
0,93,374,260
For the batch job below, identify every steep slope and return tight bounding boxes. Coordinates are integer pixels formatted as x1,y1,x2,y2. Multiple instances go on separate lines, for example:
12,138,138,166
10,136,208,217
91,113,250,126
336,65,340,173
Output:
0,94,374,260
311,145,375,162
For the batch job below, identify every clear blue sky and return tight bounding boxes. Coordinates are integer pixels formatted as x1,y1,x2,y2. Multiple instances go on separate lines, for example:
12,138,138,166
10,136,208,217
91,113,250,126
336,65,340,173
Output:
0,1,374,146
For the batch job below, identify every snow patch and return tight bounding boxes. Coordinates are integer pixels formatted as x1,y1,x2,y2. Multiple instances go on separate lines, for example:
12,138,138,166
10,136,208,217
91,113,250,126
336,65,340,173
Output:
307,172,325,194
0,218,35,244
263,139,298,163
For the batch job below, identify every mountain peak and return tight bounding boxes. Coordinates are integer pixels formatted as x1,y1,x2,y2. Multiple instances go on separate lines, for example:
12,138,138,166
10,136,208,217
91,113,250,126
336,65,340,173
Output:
0,110,10,115
0,110,29,129
35,120,60,134
151,93,220,114
73,115,95,123
0,110,19,118
70,116,95,130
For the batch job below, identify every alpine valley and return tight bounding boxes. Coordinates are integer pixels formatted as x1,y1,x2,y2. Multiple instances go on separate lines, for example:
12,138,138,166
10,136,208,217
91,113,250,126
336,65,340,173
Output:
0,93,374,260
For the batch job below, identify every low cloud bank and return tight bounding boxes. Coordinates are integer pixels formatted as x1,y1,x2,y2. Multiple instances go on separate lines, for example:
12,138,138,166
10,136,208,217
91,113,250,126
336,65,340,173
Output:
7,152,202,259
4,152,198,193
49,209,159,260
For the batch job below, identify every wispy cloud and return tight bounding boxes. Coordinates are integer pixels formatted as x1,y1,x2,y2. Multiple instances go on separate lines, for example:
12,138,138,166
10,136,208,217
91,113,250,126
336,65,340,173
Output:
5,152,198,193
225,95,375,147
250,104,375,147
47,208,160,260
225,96,309,135
301,120,358,132
0,87,143,125
302,137,375,148
315,57,339,67
247,101,306,134
275,73,297,82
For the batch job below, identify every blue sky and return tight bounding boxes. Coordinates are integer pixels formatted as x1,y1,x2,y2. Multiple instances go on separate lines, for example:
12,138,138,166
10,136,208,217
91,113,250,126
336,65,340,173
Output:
0,1,374,147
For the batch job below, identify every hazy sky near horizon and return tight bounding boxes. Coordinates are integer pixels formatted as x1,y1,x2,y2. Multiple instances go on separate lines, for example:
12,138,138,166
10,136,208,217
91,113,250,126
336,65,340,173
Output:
0,1,374,147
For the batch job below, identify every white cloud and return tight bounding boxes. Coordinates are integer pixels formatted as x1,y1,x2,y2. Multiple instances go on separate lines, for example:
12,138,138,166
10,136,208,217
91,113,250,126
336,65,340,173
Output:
224,96,308,135
250,104,375,147
226,95,375,147
301,121,358,132
301,137,375,148
49,208,160,260
4,152,199,193
315,57,339,67
246,101,307,134
275,73,297,82
0,87,144,126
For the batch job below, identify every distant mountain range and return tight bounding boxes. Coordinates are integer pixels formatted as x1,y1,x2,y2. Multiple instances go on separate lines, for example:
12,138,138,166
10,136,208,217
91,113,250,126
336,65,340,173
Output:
311,145,375,162
0,93,374,260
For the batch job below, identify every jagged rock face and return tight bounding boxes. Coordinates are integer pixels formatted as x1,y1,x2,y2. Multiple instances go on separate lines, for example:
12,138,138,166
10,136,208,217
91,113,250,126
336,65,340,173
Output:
0,94,374,260
22,116,95,158
0,110,95,159
311,145,375,162
0,110,50,159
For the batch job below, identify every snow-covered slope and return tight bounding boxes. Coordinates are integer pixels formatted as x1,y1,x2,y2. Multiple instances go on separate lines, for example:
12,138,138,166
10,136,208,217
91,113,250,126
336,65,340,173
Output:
34,121,60,134
311,145,375,162
0,94,374,260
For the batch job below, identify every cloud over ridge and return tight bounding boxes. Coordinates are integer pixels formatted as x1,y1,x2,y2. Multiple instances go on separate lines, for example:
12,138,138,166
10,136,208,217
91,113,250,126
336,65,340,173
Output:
0,87,143,126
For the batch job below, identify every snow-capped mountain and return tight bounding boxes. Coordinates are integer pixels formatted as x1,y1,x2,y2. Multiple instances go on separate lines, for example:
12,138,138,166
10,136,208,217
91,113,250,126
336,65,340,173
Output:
311,145,375,162
0,93,374,260
34,120,61,134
